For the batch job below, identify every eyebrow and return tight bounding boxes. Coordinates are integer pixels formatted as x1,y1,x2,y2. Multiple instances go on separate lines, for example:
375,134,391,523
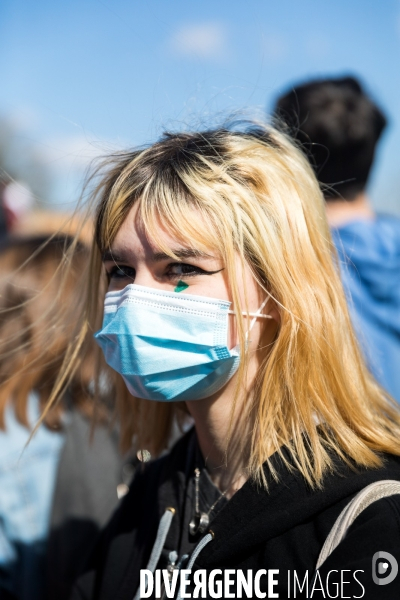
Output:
102,250,129,263
151,249,212,262
101,248,212,263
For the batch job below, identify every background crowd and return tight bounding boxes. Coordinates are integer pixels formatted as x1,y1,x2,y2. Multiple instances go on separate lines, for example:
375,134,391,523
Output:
1,1,400,599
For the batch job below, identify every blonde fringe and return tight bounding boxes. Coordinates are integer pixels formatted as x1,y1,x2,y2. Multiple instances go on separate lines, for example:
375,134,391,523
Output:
24,122,400,486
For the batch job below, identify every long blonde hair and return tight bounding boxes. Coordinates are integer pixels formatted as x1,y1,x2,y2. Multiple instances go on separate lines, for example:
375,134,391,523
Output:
0,234,96,430
45,123,400,486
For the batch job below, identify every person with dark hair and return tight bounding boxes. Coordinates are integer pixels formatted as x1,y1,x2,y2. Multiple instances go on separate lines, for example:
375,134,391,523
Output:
274,76,400,402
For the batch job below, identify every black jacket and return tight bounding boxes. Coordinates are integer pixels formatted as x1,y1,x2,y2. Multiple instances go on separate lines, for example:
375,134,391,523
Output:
71,429,400,599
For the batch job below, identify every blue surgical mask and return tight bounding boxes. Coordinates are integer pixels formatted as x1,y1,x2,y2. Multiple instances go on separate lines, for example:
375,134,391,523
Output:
94,284,269,402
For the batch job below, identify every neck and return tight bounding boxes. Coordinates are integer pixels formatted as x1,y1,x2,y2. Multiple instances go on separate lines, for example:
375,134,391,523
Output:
325,192,375,228
185,298,279,497
186,388,250,497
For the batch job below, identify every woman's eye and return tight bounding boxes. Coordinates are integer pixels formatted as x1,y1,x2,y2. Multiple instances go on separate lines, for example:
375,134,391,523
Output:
166,263,204,278
108,265,136,280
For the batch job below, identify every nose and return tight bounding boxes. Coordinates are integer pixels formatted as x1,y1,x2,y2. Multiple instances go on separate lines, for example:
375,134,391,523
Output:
131,266,172,291
133,276,164,289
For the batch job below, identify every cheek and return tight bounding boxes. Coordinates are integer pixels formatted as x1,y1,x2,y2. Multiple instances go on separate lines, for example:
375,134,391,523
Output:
227,314,237,350
107,278,130,293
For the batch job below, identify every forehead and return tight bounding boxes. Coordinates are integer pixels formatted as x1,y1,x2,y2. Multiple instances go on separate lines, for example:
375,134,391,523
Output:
107,201,218,260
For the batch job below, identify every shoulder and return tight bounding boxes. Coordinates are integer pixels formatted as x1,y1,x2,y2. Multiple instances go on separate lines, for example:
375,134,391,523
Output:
314,463,400,596
333,215,400,253
69,429,195,598
131,426,195,491
353,493,400,531
96,427,195,534
315,496,400,597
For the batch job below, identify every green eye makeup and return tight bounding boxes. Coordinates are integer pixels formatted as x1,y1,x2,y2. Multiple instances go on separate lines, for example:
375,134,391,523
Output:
174,280,189,293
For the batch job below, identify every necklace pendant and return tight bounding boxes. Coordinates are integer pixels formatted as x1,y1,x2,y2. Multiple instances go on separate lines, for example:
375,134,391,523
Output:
189,512,210,536
198,512,210,533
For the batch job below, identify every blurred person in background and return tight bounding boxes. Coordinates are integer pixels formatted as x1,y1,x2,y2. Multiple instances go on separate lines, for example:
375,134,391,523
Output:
0,233,133,600
274,76,400,402
0,182,12,242
1,181,35,234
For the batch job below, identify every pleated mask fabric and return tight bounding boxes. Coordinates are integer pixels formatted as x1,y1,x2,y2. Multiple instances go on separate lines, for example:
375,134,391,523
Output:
94,284,240,402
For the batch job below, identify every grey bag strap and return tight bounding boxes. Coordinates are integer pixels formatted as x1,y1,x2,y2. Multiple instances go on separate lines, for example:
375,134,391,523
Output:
316,479,400,571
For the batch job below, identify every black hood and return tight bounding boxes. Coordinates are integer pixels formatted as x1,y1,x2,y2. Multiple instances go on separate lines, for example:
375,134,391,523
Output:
197,452,400,568
71,427,400,600
157,429,400,568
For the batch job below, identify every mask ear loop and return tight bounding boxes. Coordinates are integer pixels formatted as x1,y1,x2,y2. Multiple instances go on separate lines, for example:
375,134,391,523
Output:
228,296,273,344
248,296,272,332
228,297,272,328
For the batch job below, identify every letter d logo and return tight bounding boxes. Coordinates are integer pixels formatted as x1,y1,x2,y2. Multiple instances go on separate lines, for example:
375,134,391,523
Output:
372,551,398,585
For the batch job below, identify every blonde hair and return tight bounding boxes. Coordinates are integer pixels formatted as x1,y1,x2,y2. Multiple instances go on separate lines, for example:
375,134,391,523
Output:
45,123,400,486
0,234,96,430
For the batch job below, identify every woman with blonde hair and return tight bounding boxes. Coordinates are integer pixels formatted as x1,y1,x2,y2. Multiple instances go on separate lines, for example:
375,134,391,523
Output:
62,123,400,599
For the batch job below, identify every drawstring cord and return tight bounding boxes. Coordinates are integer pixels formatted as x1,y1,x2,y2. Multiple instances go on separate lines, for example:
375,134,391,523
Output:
175,533,213,600
132,507,214,600
133,507,175,600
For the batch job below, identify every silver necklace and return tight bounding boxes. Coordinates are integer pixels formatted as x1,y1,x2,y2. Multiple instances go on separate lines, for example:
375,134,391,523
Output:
189,468,229,536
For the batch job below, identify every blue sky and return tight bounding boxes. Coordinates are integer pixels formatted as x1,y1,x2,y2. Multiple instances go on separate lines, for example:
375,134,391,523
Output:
1,0,400,212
